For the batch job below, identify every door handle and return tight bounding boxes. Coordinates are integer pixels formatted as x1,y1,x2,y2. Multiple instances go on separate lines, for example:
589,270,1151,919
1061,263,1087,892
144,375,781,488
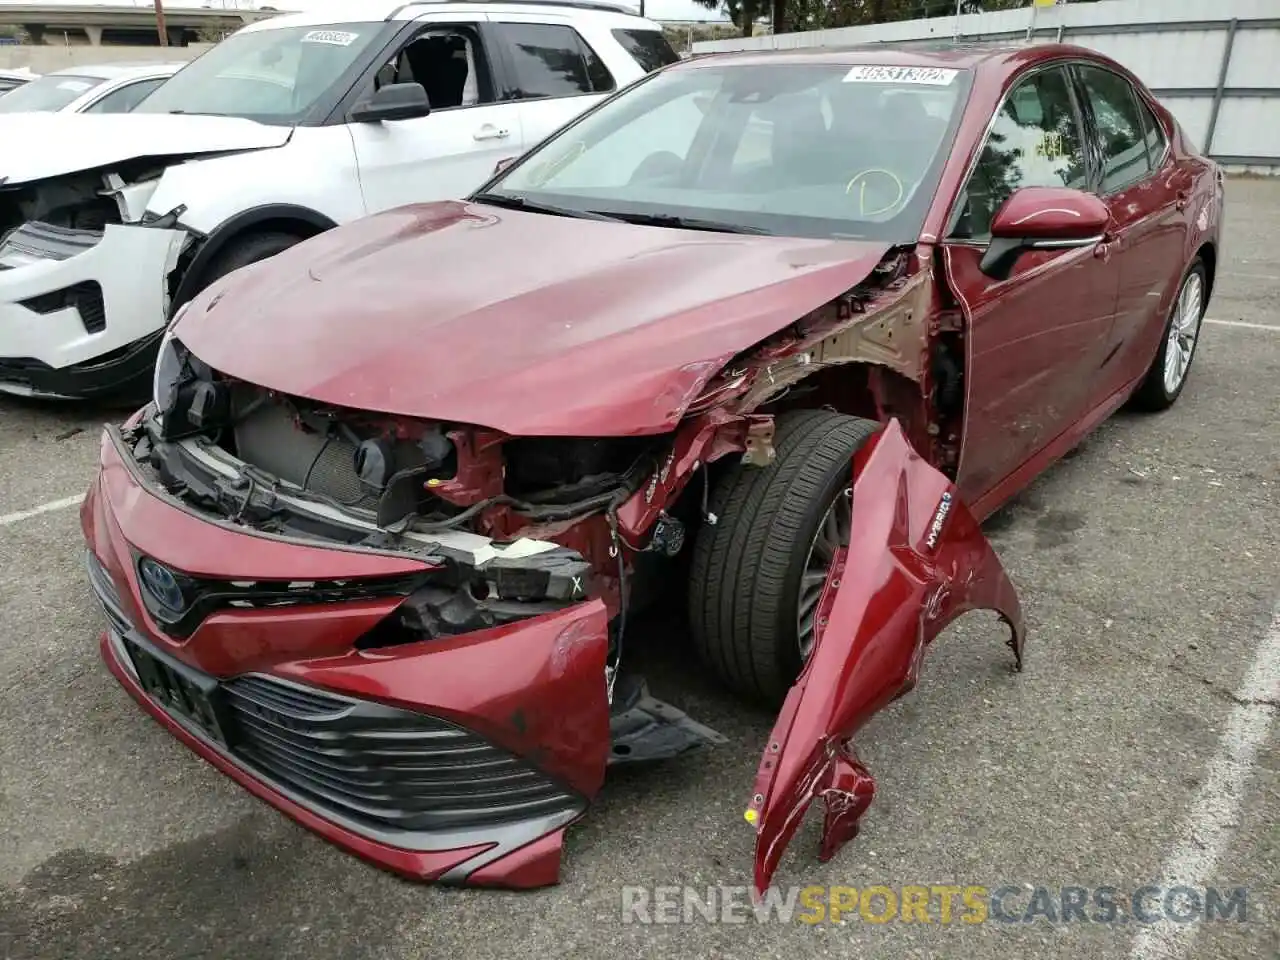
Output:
473,126,510,141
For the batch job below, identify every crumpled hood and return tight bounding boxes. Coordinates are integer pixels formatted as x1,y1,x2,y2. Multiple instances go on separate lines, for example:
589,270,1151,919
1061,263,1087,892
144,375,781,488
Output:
0,112,291,185
177,201,893,436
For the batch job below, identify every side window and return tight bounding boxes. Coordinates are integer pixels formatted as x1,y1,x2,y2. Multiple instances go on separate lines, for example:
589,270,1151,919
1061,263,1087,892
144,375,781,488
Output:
610,28,681,73
1077,66,1152,193
952,66,1088,241
373,26,491,109
497,22,613,99
1136,96,1168,169
83,77,165,114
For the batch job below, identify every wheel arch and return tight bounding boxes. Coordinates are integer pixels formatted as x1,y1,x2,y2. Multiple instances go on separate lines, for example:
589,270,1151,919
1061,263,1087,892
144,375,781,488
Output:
169,204,338,317
1195,240,1217,303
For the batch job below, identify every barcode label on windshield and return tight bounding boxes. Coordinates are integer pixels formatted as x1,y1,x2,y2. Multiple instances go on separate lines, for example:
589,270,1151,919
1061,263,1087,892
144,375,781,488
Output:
843,66,958,85
302,30,360,46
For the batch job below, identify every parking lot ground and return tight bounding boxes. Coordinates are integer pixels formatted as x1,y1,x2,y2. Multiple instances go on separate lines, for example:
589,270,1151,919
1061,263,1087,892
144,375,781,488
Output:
1,178,1278,960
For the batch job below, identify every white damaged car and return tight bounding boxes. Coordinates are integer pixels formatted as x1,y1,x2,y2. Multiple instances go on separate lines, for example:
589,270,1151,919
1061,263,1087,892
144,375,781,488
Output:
0,0,678,399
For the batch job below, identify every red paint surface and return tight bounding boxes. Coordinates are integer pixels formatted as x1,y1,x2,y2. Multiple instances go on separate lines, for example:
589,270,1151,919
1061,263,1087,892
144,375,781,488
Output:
989,186,1110,239
748,421,1024,895
174,202,889,436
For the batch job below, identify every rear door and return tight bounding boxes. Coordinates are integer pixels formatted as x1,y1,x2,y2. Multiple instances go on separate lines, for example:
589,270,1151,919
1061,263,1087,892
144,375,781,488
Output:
487,16,617,152
1071,63,1192,392
745,420,1025,895
347,13,525,211
941,63,1122,504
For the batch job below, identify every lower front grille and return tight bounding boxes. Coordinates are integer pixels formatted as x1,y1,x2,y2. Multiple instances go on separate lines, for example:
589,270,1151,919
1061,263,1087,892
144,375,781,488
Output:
85,551,132,636
219,674,583,834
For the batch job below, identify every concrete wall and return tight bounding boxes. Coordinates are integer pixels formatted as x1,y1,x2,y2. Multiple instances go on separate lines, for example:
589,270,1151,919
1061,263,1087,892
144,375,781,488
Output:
691,0,1280,172
0,42,211,72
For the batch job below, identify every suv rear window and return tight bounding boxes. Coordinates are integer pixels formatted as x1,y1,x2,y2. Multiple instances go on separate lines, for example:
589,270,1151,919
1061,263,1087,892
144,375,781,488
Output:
611,28,680,73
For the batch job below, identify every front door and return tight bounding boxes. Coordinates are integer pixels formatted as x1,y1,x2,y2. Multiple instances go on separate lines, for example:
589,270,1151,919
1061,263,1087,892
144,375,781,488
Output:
347,15,524,213
942,64,1122,504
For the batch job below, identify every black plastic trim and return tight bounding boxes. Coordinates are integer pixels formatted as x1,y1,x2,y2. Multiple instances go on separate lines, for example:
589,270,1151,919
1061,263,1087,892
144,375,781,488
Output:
0,330,161,400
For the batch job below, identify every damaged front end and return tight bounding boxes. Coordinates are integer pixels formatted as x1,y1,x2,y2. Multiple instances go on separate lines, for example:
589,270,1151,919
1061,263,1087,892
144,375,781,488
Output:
85,332,733,882
89,234,1023,890
0,163,188,398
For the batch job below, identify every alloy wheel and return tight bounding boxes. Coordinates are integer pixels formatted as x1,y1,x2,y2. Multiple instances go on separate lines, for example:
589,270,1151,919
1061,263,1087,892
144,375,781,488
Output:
1163,271,1204,395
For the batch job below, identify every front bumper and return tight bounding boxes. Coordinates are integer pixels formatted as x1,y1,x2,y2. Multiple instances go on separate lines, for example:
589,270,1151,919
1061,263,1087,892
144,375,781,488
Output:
0,222,185,398
82,426,612,887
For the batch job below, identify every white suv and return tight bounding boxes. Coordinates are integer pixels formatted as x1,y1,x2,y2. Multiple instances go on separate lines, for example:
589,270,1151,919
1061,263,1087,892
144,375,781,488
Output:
0,0,678,399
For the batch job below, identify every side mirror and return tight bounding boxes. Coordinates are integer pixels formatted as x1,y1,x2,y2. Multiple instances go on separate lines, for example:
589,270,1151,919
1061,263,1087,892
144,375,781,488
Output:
979,186,1110,280
350,82,431,123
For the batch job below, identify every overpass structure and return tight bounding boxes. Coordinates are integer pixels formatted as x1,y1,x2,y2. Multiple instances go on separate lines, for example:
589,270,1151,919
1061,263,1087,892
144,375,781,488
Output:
0,3,281,47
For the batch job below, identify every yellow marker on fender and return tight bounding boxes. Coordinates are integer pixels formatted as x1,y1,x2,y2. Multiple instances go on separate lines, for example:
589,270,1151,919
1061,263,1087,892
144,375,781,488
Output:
744,809,758,824
426,478,444,487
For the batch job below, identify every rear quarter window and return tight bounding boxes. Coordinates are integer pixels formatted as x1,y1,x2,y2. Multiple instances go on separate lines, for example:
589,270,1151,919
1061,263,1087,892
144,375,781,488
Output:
611,28,680,73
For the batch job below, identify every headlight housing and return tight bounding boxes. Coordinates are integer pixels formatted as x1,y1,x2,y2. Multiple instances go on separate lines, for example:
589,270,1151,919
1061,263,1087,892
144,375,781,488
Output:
152,321,186,427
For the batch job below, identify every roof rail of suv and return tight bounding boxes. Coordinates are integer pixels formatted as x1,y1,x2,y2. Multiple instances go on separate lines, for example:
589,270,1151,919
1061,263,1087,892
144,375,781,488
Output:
393,0,642,17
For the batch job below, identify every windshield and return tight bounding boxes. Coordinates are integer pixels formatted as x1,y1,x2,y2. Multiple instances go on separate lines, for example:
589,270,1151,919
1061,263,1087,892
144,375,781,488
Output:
485,62,971,241
0,74,105,113
134,22,384,123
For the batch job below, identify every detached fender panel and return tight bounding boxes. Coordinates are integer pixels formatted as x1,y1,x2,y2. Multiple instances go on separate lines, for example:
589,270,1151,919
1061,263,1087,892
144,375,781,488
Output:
746,419,1024,896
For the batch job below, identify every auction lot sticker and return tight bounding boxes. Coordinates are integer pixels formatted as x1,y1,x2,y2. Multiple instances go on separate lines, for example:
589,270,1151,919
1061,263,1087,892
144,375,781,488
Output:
844,65,959,85
302,30,361,46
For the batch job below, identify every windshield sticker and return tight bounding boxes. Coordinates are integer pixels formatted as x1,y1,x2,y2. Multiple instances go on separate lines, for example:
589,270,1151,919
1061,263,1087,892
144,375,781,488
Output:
301,30,360,46
843,66,958,86
56,80,94,92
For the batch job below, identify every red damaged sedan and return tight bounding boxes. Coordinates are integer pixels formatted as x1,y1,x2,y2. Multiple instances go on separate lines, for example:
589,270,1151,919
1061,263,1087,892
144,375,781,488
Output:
82,43,1222,893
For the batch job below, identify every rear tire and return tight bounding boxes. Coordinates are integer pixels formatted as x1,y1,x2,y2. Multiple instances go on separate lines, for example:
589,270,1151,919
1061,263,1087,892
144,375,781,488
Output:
1130,259,1207,411
688,410,879,706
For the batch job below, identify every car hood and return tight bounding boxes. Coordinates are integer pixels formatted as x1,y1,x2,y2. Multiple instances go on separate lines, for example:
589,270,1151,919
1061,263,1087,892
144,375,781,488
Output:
0,113,291,185
177,201,894,436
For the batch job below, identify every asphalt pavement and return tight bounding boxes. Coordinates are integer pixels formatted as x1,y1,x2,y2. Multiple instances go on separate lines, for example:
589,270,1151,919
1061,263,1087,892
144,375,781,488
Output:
1,178,1277,960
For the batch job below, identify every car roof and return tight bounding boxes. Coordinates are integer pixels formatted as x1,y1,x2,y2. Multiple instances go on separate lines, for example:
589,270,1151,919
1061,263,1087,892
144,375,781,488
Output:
45,61,185,81
682,40,1112,79
239,0,659,33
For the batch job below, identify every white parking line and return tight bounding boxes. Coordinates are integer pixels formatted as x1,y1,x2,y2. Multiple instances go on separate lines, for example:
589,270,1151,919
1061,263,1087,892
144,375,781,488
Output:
1128,603,1280,960
0,493,85,527
1222,271,1280,282
1204,318,1280,332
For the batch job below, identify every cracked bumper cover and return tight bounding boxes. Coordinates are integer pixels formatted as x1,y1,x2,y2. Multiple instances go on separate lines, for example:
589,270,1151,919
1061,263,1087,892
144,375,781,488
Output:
0,223,185,397
82,426,612,887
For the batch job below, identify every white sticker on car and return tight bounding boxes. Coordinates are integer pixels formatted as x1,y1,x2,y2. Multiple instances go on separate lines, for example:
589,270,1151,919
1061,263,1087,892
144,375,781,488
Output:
301,30,360,46
843,65,959,85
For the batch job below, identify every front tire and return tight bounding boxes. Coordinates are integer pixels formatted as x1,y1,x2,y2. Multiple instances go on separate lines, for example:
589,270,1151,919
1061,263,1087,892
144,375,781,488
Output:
688,410,879,706
199,231,304,290
1131,259,1207,411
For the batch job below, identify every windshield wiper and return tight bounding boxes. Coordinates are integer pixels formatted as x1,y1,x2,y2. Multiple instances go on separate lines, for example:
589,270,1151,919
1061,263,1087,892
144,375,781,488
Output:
471,193,621,222
593,211,769,235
